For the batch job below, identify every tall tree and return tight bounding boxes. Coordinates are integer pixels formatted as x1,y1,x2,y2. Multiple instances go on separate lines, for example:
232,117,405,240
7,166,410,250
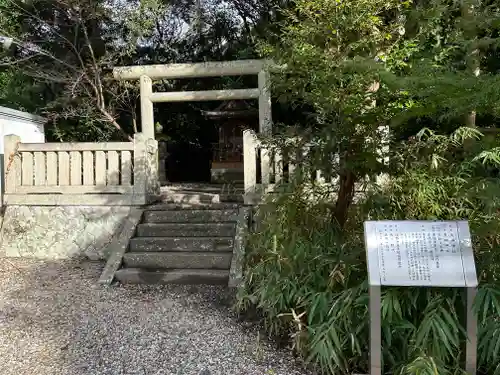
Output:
261,0,414,227
0,0,282,141
0,0,171,140
259,0,500,227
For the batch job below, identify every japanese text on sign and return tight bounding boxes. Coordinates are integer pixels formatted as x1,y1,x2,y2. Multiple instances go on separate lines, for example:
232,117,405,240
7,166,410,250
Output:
366,221,469,287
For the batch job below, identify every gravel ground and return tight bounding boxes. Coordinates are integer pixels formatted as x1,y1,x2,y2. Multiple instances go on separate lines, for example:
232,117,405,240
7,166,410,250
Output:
0,258,314,375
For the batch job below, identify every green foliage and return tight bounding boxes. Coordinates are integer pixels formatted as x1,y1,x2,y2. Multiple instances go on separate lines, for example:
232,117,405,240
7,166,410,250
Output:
367,127,500,375
238,128,500,375
257,0,500,226
237,189,368,373
0,70,43,112
260,0,408,155
0,0,279,141
241,1,500,373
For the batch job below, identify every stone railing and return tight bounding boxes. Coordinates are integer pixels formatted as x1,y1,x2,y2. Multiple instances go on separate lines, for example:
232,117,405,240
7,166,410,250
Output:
243,129,333,204
3,133,158,206
243,129,379,205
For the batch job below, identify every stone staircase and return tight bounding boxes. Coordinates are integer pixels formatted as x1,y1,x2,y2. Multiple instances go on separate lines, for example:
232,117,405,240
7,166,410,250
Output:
114,203,241,285
158,183,244,204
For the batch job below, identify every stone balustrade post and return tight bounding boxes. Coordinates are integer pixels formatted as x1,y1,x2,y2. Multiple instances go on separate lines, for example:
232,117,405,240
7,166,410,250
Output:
3,135,22,203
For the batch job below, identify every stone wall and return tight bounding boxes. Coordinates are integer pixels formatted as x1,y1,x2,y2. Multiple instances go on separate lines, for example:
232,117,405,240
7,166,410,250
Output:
0,206,132,260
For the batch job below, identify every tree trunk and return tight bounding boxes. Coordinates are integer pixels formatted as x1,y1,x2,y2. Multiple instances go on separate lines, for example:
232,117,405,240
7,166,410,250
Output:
465,47,480,128
132,116,138,134
333,169,356,228
100,107,133,141
462,1,480,125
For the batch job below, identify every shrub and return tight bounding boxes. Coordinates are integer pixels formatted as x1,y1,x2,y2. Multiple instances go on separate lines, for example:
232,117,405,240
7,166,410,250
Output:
237,128,500,375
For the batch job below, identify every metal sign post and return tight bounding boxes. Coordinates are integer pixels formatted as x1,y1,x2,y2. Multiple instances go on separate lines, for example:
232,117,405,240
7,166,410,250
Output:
364,220,478,375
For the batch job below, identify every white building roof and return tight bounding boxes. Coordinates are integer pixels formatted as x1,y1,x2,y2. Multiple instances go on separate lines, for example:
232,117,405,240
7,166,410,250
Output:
0,106,46,125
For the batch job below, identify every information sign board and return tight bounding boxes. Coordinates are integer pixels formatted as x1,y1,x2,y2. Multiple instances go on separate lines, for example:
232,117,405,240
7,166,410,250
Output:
364,220,477,375
365,220,477,288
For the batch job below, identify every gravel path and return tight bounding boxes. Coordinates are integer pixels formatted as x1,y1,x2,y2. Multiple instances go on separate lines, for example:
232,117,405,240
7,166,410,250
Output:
0,259,314,375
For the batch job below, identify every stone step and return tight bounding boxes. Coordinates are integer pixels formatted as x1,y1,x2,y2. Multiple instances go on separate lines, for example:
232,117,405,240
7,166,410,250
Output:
114,268,229,285
158,193,244,204
136,223,236,237
219,194,244,203
129,237,234,252
143,209,239,223
146,203,240,211
161,192,221,204
161,183,244,194
123,252,232,269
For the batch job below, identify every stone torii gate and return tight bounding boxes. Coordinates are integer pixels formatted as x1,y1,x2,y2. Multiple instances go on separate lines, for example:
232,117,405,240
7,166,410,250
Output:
113,60,273,185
